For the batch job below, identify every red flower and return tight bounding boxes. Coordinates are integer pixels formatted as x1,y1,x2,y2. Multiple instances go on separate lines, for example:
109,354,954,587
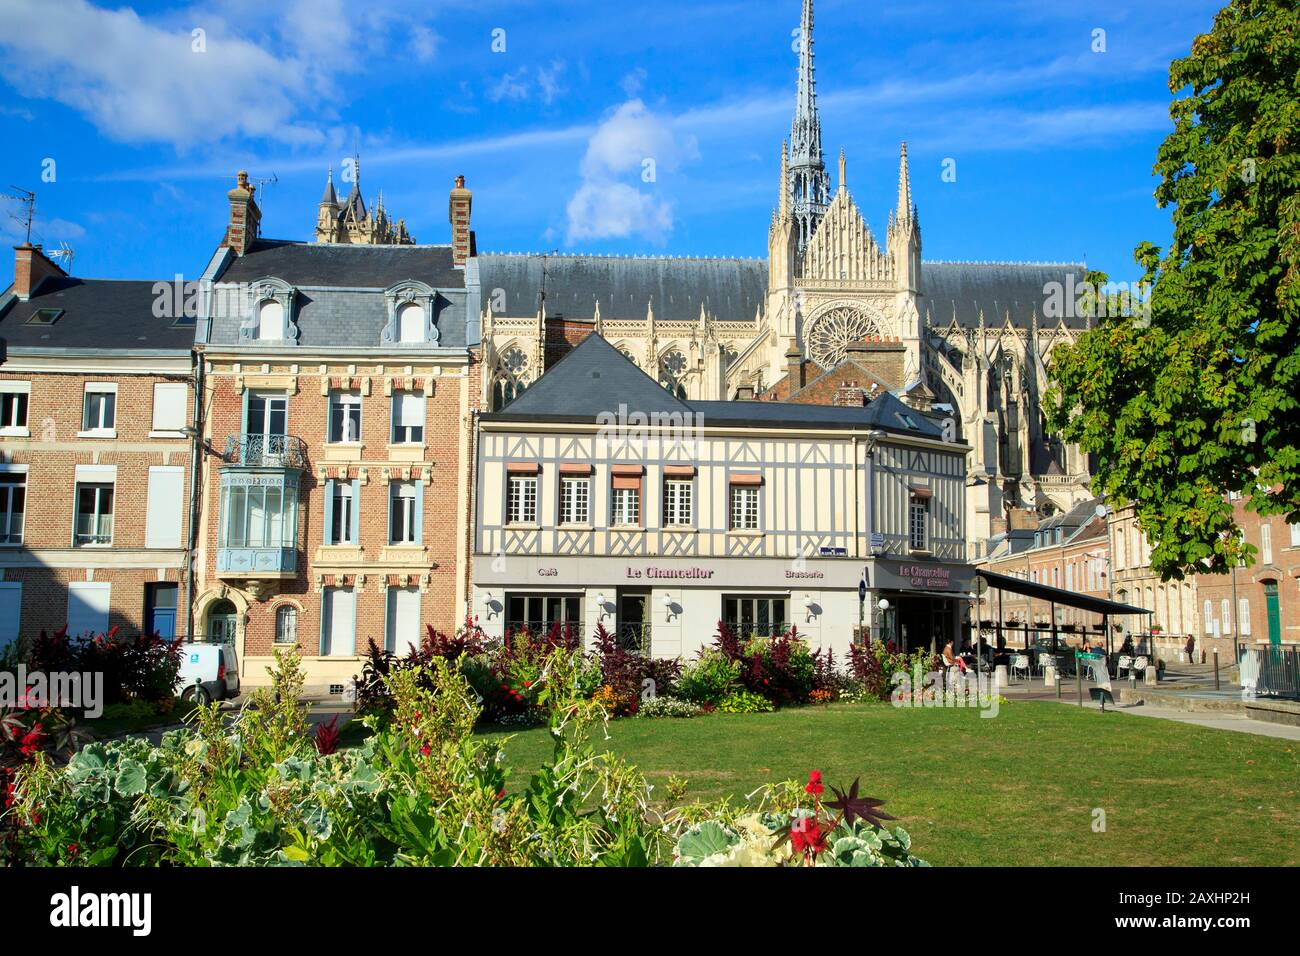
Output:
420,743,431,757
67,844,79,856
523,680,532,688
495,787,506,801
18,729,44,758
805,769,824,797
790,816,827,856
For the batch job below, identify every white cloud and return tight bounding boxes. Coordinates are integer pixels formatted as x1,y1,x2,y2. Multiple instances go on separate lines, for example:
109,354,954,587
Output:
620,68,647,98
565,182,673,245
487,60,568,106
487,68,531,103
536,60,567,106
565,99,696,245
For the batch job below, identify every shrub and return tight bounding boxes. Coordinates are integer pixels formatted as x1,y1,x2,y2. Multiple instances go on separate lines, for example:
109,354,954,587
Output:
738,630,815,705
634,696,703,719
676,650,740,705
19,627,181,709
717,690,775,714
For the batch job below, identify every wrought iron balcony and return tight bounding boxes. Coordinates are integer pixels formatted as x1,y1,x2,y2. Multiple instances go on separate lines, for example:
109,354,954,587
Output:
223,433,309,470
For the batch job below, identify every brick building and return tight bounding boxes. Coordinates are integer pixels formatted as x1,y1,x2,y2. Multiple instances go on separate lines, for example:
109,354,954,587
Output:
1193,496,1300,650
191,171,481,689
0,243,196,647
978,498,1115,649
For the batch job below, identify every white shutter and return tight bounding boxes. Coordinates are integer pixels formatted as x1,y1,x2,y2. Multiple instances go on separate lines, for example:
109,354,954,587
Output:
151,383,188,432
0,583,21,649
386,587,421,655
145,466,186,549
323,588,356,656
67,582,111,636
400,391,424,423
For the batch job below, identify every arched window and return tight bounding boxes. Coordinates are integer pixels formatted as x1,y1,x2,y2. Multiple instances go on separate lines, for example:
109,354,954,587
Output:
257,299,283,340
275,605,298,645
398,303,425,343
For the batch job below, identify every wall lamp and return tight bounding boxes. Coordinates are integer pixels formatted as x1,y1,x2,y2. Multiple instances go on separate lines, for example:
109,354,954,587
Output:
594,592,610,621
662,593,678,623
482,591,498,620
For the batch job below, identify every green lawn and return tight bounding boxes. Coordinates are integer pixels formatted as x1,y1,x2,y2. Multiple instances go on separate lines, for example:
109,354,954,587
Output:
479,700,1300,866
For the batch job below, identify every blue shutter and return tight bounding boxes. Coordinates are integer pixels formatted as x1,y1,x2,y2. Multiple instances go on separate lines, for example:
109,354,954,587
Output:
414,482,424,544
323,478,335,544
319,589,329,656
386,482,394,544
350,479,361,544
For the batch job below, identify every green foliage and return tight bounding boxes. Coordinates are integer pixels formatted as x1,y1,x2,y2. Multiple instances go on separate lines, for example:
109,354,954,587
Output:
676,650,741,705
1048,0,1300,578
717,690,775,714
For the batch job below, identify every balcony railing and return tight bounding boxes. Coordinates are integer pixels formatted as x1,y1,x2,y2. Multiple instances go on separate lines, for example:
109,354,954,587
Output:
224,433,309,469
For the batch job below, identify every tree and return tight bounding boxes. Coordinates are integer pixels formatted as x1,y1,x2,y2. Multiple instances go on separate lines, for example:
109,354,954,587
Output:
1048,0,1299,579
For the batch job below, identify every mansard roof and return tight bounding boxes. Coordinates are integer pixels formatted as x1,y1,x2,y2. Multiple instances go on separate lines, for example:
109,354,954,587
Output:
219,239,463,289
0,278,195,353
477,253,767,324
922,261,1088,329
484,332,948,440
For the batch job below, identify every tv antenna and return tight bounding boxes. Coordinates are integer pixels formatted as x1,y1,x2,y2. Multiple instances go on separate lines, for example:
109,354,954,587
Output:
46,241,75,275
538,248,559,310
1,187,35,244
249,172,278,216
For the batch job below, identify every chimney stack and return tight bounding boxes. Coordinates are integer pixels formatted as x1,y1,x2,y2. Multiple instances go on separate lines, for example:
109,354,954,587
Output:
222,170,261,257
12,243,66,300
785,339,804,392
449,175,474,265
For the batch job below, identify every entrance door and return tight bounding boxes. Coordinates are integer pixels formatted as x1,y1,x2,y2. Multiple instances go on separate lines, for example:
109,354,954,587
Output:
1265,582,1281,646
145,583,178,639
208,599,238,645
618,592,649,653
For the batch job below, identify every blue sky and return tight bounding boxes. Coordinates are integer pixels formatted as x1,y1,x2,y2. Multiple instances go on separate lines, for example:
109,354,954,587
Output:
0,0,1224,288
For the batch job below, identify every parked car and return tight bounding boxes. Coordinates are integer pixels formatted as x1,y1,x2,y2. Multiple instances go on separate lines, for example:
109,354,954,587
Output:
175,642,239,704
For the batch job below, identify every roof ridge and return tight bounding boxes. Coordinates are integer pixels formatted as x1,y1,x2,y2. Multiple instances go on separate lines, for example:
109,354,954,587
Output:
478,251,766,263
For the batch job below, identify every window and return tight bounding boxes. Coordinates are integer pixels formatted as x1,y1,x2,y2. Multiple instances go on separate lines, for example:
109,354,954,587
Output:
151,382,188,434
256,299,284,340
82,384,116,433
1221,598,1232,635
74,483,114,546
663,478,692,526
398,303,425,343
328,392,362,443
0,582,20,651
507,476,537,524
330,482,356,545
389,482,421,544
0,472,25,544
246,392,287,436
220,483,293,549
67,582,111,636
909,495,930,551
723,595,787,638
145,466,185,549
320,587,356,656
391,390,424,444
1238,598,1251,636
611,468,642,526
731,485,759,530
1290,521,1300,548
275,605,298,645
1203,599,1215,635
1115,529,1126,569
386,587,421,654
560,477,590,525
1261,524,1273,565
0,383,29,433
506,594,581,634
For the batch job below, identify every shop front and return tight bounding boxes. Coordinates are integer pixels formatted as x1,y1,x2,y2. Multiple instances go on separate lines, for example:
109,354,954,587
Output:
474,554,975,659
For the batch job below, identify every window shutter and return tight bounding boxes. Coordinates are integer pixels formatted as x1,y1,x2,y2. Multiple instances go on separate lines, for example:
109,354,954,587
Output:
67,582,111,636
414,483,424,544
0,583,21,650
323,479,335,543
145,466,185,548
350,479,361,543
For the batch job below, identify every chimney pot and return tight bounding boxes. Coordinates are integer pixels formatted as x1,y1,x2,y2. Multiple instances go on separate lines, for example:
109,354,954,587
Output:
11,242,66,300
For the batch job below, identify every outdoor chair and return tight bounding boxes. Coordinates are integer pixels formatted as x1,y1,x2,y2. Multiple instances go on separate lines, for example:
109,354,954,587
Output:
1010,654,1031,682
1117,655,1133,678
1131,656,1148,679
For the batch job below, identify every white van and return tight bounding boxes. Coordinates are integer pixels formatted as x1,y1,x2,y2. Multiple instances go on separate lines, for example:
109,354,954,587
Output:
175,642,240,704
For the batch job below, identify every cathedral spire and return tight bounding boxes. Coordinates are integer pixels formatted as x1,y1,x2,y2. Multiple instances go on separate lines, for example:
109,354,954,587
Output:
896,141,913,224
838,147,846,194
778,140,790,217
787,0,830,266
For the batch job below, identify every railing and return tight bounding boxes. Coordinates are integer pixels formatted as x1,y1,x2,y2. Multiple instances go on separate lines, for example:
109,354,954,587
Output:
224,433,309,469
617,622,653,655
1241,646,1300,700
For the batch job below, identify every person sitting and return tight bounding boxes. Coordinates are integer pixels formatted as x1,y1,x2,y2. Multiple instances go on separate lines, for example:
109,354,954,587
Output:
942,640,967,673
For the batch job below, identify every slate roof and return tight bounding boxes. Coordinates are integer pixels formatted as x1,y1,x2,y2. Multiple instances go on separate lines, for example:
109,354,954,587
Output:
219,239,463,289
477,254,1085,330
476,253,767,324
0,277,196,352
922,261,1089,329
484,333,948,439
209,239,470,349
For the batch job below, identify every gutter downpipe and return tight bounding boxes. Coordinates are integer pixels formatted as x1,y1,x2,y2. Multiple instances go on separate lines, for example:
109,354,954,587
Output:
184,349,202,642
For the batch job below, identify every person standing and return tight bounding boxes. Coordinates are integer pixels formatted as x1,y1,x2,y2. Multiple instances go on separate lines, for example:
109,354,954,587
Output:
1185,633,1196,664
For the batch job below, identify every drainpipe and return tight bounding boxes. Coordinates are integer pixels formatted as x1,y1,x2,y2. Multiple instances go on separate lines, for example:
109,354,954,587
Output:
184,351,203,642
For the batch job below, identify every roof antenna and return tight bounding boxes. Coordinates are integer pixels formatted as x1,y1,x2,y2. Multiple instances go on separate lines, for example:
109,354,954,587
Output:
1,186,36,244
249,172,279,217
46,240,75,275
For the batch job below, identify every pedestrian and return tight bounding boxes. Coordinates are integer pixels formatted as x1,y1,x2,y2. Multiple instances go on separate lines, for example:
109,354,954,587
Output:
1185,634,1195,664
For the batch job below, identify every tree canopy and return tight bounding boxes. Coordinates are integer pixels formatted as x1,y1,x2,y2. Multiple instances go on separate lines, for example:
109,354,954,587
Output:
1048,0,1299,579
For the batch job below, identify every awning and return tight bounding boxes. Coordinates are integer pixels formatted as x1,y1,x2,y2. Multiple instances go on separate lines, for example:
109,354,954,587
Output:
977,568,1151,616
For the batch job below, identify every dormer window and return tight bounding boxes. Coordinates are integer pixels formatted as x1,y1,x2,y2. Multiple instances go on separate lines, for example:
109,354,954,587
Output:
398,302,425,343
257,299,284,340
